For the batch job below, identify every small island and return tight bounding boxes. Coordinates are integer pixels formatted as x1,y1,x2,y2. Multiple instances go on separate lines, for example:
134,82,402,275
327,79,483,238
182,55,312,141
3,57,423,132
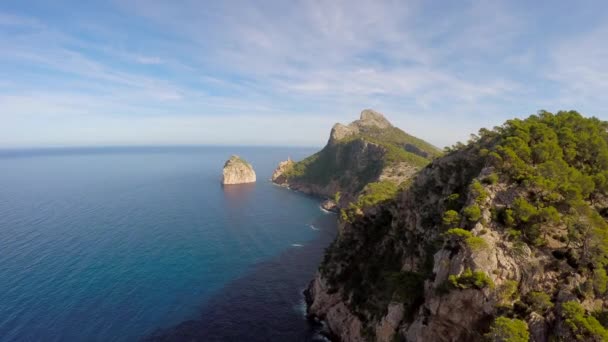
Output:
222,155,256,185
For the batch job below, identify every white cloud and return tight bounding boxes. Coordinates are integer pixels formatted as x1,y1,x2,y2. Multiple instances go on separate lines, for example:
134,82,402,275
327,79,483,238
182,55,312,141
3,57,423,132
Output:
0,1,607,147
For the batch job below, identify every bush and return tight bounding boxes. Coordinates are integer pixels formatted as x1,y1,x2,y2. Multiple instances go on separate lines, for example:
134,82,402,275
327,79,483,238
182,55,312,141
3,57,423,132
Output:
561,301,608,341
524,291,553,313
357,181,399,208
447,268,494,290
497,280,519,304
442,210,461,228
443,228,488,252
471,180,489,204
464,204,482,222
512,197,537,223
483,173,499,185
485,317,530,342
595,268,608,295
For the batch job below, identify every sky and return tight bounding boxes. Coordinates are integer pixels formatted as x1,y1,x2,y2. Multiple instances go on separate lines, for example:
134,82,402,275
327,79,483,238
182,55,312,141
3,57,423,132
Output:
1,0,607,148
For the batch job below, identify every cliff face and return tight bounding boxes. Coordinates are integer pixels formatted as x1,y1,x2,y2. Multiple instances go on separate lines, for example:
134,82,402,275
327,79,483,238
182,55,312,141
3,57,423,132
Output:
306,111,608,341
222,155,256,185
271,109,440,206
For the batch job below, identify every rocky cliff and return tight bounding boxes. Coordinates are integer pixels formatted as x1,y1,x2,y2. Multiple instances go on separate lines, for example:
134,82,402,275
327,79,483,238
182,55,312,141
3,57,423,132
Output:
271,109,440,207
306,111,608,341
222,155,256,185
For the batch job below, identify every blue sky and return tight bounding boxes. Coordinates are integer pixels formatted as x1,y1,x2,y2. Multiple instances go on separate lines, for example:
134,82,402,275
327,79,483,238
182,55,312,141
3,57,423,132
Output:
1,0,607,148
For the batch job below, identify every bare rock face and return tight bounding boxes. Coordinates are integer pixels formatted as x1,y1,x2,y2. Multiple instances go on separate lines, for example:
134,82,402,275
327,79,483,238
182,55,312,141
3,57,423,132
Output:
356,109,392,129
327,109,393,145
270,157,294,184
221,155,256,185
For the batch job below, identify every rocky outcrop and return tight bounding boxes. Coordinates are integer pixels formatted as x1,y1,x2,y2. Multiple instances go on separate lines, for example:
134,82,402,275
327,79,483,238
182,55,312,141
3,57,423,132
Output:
221,155,256,185
320,199,338,212
270,158,294,185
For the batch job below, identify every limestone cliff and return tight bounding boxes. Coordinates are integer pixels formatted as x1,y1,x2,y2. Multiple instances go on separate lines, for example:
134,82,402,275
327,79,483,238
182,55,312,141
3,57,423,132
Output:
221,155,256,185
306,111,608,341
271,109,440,207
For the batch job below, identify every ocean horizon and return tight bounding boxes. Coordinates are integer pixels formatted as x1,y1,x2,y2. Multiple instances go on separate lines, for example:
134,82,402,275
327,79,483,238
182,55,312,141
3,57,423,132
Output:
0,146,336,341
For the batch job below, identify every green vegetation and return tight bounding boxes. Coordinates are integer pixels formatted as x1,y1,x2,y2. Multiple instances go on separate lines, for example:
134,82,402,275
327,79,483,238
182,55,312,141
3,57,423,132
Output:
446,268,494,290
561,301,608,341
485,317,530,342
464,204,482,222
443,228,488,251
442,210,461,228
333,191,341,203
357,181,399,208
280,116,440,197
496,280,519,305
316,111,608,340
483,173,499,185
524,291,553,313
470,180,488,204
477,111,608,266
225,155,253,168
594,268,608,295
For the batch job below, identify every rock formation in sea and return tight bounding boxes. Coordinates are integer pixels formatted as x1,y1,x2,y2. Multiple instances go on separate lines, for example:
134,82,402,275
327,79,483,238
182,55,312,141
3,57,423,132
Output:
271,109,440,208
221,155,256,185
303,110,608,341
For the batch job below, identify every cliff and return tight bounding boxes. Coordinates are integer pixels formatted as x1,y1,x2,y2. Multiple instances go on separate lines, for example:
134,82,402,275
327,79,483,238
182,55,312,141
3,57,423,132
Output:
222,155,256,185
271,109,440,207
306,111,608,341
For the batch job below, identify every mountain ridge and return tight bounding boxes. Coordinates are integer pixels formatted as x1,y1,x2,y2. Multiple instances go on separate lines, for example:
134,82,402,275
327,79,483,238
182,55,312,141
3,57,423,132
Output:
271,109,441,207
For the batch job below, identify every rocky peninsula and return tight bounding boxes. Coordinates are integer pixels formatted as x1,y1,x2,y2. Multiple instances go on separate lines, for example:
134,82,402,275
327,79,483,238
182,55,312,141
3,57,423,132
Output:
221,155,256,185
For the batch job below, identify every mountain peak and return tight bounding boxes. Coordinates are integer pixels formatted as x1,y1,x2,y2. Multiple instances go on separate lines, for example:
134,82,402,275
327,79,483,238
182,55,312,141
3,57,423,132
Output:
357,109,392,129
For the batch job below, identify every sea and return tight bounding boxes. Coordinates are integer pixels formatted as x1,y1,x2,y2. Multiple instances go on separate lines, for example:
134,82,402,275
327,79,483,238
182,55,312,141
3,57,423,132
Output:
0,146,336,342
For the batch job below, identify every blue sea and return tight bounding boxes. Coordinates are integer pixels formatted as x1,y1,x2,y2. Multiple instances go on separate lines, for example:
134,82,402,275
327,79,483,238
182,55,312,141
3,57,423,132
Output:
0,146,336,342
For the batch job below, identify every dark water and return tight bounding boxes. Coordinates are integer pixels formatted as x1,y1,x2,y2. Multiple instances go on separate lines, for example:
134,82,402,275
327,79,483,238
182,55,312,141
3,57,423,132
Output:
0,146,336,342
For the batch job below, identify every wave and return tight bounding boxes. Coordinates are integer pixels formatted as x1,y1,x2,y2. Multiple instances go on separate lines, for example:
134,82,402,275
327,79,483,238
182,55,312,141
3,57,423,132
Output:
309,224,320,231
291,243,303,247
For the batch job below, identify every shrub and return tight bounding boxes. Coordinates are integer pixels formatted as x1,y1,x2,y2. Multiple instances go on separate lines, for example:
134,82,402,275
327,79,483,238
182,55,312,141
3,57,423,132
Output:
448,268,494,290
357,181,399,208
444,228,473,239
485,317,530,342
497,280,519,304
524,291,553,313
561,301,608,341
443,228,488,251
471,180,489,204
464,204,482,222
442,210,461,228
483,173,499,185
500,208,516,227
333,191,341,203
512,197,537,223
467,236,489,252
594,268,608,295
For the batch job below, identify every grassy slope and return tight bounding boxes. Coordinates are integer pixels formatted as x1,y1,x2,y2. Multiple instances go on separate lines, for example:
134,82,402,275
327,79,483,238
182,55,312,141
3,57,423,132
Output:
283,125,441,189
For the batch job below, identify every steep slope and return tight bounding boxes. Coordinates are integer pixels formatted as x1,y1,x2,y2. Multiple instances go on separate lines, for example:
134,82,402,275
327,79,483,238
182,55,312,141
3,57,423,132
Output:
272,109,441,206
307,111,608,342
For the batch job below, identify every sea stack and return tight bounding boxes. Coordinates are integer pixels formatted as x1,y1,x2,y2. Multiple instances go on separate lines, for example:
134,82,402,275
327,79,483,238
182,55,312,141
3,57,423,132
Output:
221,155,256,185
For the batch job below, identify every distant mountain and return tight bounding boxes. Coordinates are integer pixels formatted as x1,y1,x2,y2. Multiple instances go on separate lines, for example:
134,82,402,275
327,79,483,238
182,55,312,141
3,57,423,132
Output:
271,109,441,208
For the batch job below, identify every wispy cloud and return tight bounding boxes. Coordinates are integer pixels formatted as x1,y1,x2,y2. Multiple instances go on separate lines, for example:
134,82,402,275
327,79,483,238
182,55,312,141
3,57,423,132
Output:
0,1,607,147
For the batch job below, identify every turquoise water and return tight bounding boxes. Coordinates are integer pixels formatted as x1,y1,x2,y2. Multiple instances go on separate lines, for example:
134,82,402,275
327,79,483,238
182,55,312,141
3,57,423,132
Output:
0,147,335,341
